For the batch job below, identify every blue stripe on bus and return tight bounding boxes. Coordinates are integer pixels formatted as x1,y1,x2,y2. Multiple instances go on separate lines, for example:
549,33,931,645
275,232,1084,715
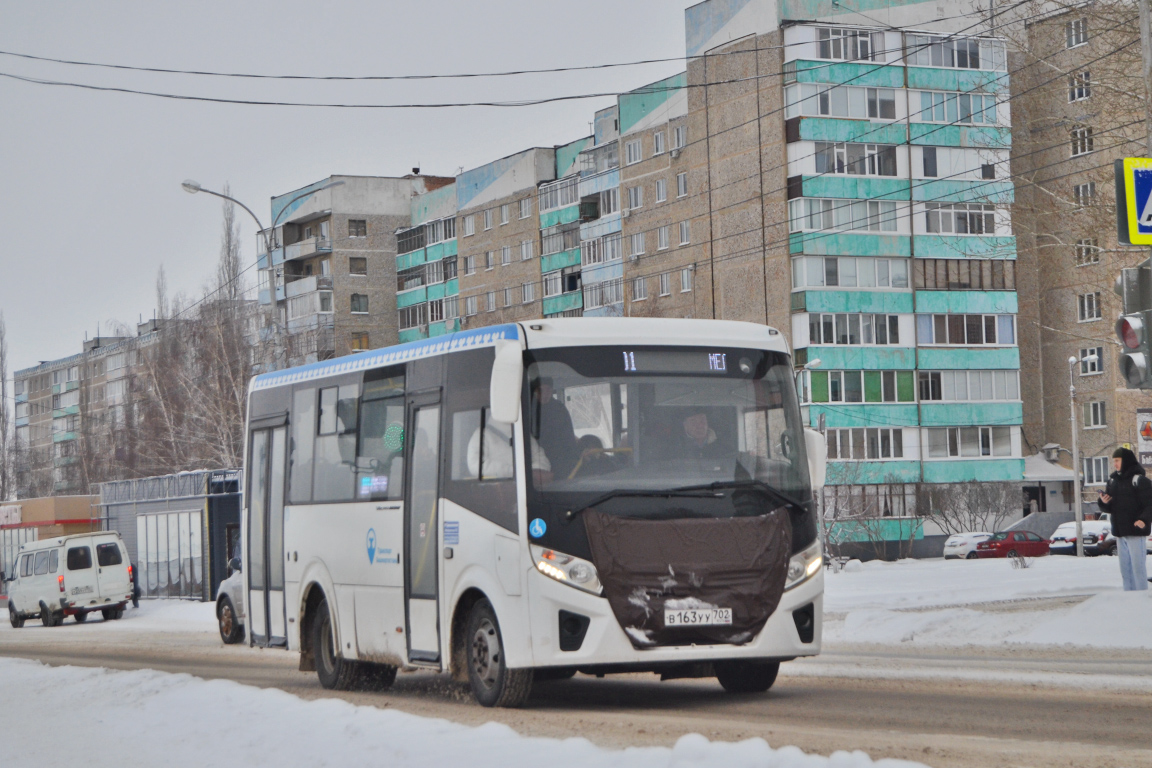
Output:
251,323,521,392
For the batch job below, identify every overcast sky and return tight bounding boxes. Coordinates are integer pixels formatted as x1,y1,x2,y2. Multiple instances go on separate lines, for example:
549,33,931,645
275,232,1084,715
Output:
0,0,696,376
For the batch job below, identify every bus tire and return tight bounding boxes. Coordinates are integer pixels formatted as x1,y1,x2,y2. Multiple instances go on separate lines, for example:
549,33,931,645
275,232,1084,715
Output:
466,599,532,708
313,598,360,691
8,602,24,629
217,596,245,645
715,660,780,694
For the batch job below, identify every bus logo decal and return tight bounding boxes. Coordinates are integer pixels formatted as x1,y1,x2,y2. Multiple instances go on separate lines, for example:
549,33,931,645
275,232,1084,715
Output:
529,519,547,538
367,528,377,563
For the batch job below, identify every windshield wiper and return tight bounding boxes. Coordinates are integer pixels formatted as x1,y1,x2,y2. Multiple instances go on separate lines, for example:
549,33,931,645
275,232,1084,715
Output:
668,480,809,514
563,487,721,521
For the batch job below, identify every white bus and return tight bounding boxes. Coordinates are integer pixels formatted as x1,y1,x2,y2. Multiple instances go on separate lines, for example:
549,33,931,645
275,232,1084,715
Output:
242,318,826,707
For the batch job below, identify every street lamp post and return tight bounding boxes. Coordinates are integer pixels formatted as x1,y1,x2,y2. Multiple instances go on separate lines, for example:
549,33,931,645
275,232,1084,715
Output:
181,179,345,369
1068,353,1096,557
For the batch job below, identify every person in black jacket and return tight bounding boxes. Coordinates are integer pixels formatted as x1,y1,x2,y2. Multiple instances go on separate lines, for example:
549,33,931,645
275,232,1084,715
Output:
1096,447,1151,591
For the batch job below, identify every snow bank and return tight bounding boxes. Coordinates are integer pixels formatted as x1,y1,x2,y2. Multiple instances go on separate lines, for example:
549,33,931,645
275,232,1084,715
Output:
824,556,1152,649
0,598,216,635
0,658,926,768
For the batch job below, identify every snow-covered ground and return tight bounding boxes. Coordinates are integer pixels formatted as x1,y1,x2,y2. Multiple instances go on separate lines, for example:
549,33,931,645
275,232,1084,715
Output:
822,555,1152,649
0,658,925,768
1,596,217,636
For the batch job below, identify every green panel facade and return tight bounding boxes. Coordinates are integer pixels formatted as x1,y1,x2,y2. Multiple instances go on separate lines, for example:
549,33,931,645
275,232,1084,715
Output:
397,248,427,272
801,290,913,314
806,347,917,369
827,517,925,543
798,117,908,145
539,207,581,229
915,347,1020,370
541,248,581,273
905,66,1008,93
913,235,1016,259
914,290,1018,314
396,288,427,309
801,176,909,201
543,292,583,315
790,232,912,257
826,460,922,485
792,60,904,88
809,403,919,428
427,282,447,301
909,123,1010,148
398,328,426,344
911,179,1014,204
922,459,1025,483
919,402,1023,427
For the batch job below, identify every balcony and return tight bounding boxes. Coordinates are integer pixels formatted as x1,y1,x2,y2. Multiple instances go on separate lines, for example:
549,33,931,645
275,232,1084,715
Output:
285,274,333,298
284,237,332,262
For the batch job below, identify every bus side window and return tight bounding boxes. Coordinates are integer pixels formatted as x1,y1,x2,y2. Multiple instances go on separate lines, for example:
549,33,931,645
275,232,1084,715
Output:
49,550,58,573
357,372,406,501
21,554,33,577
290,388,316,504
34,551,49,576
443,347,518,533
314,384,360,502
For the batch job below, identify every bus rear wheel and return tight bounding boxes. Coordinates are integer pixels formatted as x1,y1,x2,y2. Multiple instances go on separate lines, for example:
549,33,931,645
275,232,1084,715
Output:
715,660,780,693
466,599,532,708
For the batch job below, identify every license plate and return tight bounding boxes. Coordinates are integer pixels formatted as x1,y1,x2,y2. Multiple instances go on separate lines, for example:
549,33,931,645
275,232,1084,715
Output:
664,607,732,626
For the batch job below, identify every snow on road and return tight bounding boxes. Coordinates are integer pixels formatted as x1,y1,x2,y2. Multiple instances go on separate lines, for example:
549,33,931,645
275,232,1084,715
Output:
823,555,1152,649
0,657,925,768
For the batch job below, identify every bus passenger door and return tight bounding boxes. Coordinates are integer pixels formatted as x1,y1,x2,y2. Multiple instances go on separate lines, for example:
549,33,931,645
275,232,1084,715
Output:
248,425,288,647
405,394,441,663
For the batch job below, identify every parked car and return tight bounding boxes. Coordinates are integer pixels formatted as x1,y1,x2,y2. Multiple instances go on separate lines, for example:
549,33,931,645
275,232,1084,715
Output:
976,530,1050,558
943,532,993,559
5,532,133,628
216,556,245,644
1049,521,1115,556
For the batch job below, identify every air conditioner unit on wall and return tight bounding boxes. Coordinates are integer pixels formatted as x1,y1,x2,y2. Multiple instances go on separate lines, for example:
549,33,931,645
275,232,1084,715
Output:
622,209,631,218
670,148,681,159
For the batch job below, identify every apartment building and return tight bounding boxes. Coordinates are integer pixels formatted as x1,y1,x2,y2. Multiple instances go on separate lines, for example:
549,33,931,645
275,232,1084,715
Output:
13,327,158,497
257,174,452,365
396,183,461,342
1011,4,1152,501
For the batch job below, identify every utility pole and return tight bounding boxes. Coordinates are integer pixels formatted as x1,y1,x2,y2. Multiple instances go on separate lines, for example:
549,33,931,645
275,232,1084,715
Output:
1141,0,1152,154
1069,356,1088,557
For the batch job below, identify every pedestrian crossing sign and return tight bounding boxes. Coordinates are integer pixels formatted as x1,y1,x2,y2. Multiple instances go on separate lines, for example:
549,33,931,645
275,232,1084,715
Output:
1116,158,1152,245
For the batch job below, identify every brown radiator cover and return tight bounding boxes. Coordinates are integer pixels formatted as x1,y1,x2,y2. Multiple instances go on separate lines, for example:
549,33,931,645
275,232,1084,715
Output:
583,508,792,648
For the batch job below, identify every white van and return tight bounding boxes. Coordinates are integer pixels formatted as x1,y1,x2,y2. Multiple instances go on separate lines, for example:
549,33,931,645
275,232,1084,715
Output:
5,532,134,627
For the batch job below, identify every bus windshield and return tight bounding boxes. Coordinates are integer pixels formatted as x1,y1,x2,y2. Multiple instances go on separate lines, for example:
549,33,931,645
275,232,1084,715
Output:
523,345,811,512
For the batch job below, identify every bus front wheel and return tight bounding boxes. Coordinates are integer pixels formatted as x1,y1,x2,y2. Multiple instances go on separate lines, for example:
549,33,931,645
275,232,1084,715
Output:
466,599,532,708
715,660,780,693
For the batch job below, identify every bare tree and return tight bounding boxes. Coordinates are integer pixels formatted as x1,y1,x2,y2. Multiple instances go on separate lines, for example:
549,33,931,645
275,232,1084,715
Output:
918,481,1019,535
0,311,12,500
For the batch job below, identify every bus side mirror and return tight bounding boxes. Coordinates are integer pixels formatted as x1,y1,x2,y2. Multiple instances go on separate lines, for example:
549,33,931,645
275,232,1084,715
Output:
490,340,523,424
804,428,827,489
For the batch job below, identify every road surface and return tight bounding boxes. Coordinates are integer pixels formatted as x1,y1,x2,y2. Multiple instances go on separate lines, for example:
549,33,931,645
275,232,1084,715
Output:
2,620,1149,768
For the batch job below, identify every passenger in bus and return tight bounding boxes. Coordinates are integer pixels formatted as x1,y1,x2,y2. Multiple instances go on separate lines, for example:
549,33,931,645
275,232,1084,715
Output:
531,377,579,478
674,411,728,460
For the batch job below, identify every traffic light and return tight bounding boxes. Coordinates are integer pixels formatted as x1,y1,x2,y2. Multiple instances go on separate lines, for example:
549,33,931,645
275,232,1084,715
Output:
1114,261,1152,388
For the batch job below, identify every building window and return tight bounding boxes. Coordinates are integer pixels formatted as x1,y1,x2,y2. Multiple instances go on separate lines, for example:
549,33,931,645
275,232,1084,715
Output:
501,246,511,266
632,277,648,301
350,332,370,351
348,219,367,238
1078,292,1101,322
1083,401,1107,428
1069,71,1091,102
520,240,534,260
1080,346,1104,374
794,256,908,290
497,204,508,225
925,426,1013,458
679,221,691,245
917,370,1019,401
827,427,904,460
1071,126,1094,156
463,215,475,237
657,226,670,250
804,370,916,404
924,203,996,235
1073,182,1096,207
629,232,645,257
398,305,425,330
519,198,533,219
445,296,459,320
791,198,898,232
426,260,445,285
673,125,687,149
656,179,667,203
464,255,476,275
539,177,580,212
627,185,643,210
428,299,445,323
600,188,619,216
483,210,493,230
349,256,367,275
906,35,1006,70
544,272,562,297
1066,18,1088,48
486,291,496,312
625,139,643,165
818,27,884,62
397,265,425,292
915,313,1014,345
653,131,666,155
582,233,623,265
1083,456,1109,485
522,282,536,304
541,224,580,255
912,258,1014,291
811,313,902,345
484,251,494,270
680,268,693,293
817,142,899,176
465,296,478,316
658,273,671,296
1075,238,1100,266
583,279,624,309
981,163,995,179
676,173,688,198
351,294,369,314
912,91,997,124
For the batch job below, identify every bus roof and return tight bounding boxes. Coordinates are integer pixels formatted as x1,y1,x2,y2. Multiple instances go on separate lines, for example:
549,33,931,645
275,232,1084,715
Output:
251,318,789,392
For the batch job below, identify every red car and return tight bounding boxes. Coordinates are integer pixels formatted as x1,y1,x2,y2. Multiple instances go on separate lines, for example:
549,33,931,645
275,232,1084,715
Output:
976,530,1050,558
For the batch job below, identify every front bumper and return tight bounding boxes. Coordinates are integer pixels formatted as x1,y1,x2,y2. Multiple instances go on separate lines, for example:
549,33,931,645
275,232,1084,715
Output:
525,563,823,670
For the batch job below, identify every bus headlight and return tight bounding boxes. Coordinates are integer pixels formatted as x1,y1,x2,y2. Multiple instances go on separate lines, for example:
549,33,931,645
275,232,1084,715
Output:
784,540,822,591
530,545,603,596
